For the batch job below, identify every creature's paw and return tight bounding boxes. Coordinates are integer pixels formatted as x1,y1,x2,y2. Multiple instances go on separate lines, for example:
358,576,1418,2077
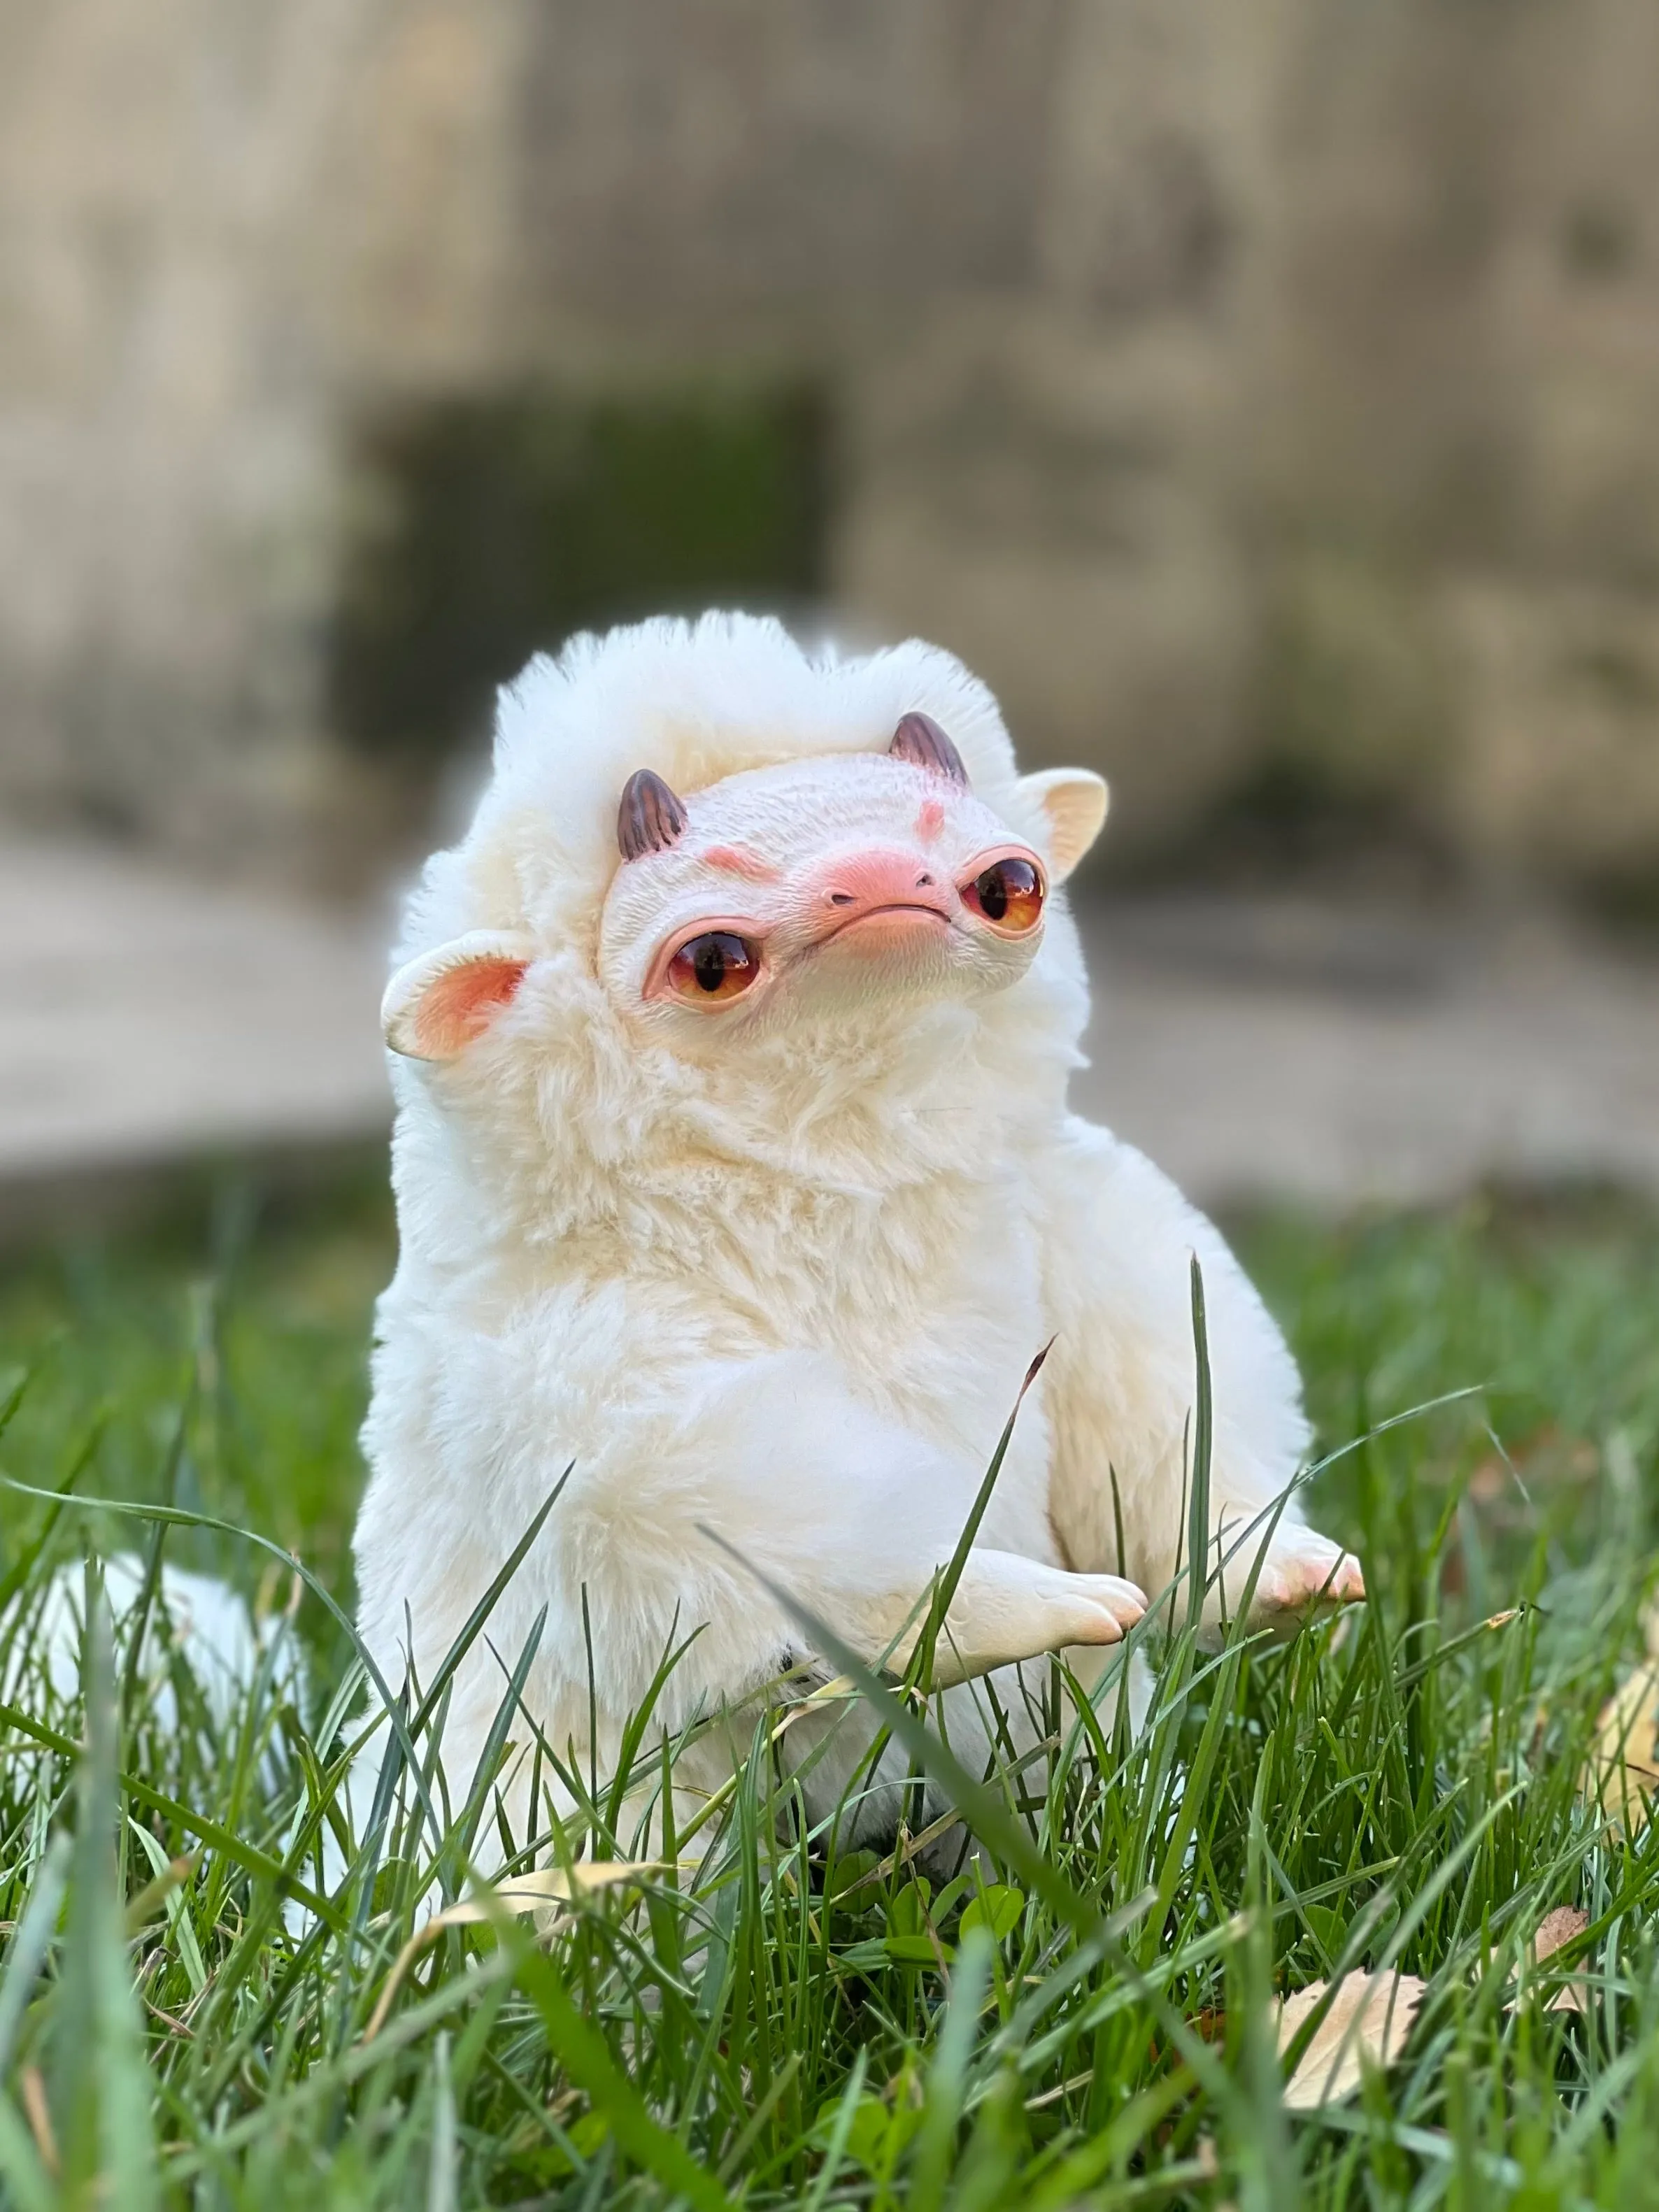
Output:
923,1550,1148,1686
1241,1526,1365,1627
1032,1565,1151,1650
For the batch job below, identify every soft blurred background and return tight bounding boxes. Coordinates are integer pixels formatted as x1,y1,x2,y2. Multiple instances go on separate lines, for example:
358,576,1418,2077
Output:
3,0,1658,1264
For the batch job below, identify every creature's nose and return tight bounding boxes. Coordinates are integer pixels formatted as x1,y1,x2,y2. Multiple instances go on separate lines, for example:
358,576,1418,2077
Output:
818,849,943,908
809,848,952,939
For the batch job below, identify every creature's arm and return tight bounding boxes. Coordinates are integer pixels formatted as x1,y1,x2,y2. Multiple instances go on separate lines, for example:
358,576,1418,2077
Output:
355,1333,1146,1759
543,1351,1148,1725
1035,1118,1362,1631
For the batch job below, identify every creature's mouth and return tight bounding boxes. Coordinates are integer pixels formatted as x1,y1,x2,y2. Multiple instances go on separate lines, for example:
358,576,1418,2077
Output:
815,902,954,949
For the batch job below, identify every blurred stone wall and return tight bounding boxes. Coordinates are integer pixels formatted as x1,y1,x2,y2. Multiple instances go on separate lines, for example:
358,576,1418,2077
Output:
3,0,1657,895
1253,0,1659,896
0,0,528,875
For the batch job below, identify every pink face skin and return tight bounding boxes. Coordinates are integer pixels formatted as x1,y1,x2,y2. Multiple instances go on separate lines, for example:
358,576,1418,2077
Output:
597,753,1051,1036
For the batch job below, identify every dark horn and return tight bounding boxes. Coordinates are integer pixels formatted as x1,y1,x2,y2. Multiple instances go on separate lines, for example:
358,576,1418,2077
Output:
890,712,969,786
618,769,688,860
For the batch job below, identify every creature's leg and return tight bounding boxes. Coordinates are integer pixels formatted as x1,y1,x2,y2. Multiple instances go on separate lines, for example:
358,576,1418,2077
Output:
1036,1119,1363,1637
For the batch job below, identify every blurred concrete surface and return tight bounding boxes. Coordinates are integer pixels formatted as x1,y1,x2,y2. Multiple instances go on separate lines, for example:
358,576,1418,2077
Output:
3,841,1658,1221
1076,897,1659,1208
0,841,390,1183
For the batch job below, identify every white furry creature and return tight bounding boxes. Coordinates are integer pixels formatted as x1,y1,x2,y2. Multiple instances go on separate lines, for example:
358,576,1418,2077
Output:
2,1557,304,1788
357,613,1362,1853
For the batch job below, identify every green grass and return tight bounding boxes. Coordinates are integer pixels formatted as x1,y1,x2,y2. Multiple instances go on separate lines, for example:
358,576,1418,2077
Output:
3,1166,1659,2208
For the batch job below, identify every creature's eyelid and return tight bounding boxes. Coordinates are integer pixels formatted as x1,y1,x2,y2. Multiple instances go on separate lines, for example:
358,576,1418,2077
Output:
962,839,1046,871
643,911,769,985
645,920,769,1006
959,846,1047,935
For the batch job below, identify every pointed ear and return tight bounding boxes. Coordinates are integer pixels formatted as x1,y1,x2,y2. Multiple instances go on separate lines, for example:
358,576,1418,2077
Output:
1018,769,1109,883
381,931,539,1061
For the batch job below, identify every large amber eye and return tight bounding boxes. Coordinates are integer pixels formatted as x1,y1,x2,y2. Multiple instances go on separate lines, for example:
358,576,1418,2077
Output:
962,856,1045,933
665,930,762,1002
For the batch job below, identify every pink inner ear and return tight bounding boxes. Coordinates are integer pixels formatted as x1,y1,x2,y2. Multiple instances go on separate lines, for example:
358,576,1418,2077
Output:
415,956,530,1058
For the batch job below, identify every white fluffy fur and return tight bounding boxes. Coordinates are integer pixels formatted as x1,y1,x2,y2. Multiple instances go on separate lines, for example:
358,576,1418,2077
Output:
356,613,1360,1856
2,1557,304,1788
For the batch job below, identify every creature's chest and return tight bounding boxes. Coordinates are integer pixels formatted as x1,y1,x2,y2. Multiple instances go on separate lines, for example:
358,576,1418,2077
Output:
645,1164,1058,1543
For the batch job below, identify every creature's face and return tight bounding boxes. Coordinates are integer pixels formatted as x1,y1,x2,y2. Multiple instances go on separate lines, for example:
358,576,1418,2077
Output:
598,756,1051,1043
382,712,1106,1066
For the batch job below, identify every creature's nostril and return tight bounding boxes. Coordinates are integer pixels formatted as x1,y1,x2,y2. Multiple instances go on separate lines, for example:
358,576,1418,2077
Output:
828,890,856,906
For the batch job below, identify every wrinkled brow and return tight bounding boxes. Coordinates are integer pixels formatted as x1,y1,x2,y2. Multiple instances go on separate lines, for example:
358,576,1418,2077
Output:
702,843,783,883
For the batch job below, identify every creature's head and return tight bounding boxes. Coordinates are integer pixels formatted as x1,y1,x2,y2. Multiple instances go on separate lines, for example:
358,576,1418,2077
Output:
593,715,1102,1052
378,618,1106,1200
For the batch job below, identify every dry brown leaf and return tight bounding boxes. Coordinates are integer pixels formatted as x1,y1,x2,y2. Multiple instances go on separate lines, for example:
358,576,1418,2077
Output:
1574,1592,1659,1831
19,2064,57,2176
768,1675,857,1744
437,1860,663,1925
1274,1970,1425,2110
1583,1667,1659,1831
364,1860,664,2040
1524,1905,1590,2014
1530,1906,1588,1964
